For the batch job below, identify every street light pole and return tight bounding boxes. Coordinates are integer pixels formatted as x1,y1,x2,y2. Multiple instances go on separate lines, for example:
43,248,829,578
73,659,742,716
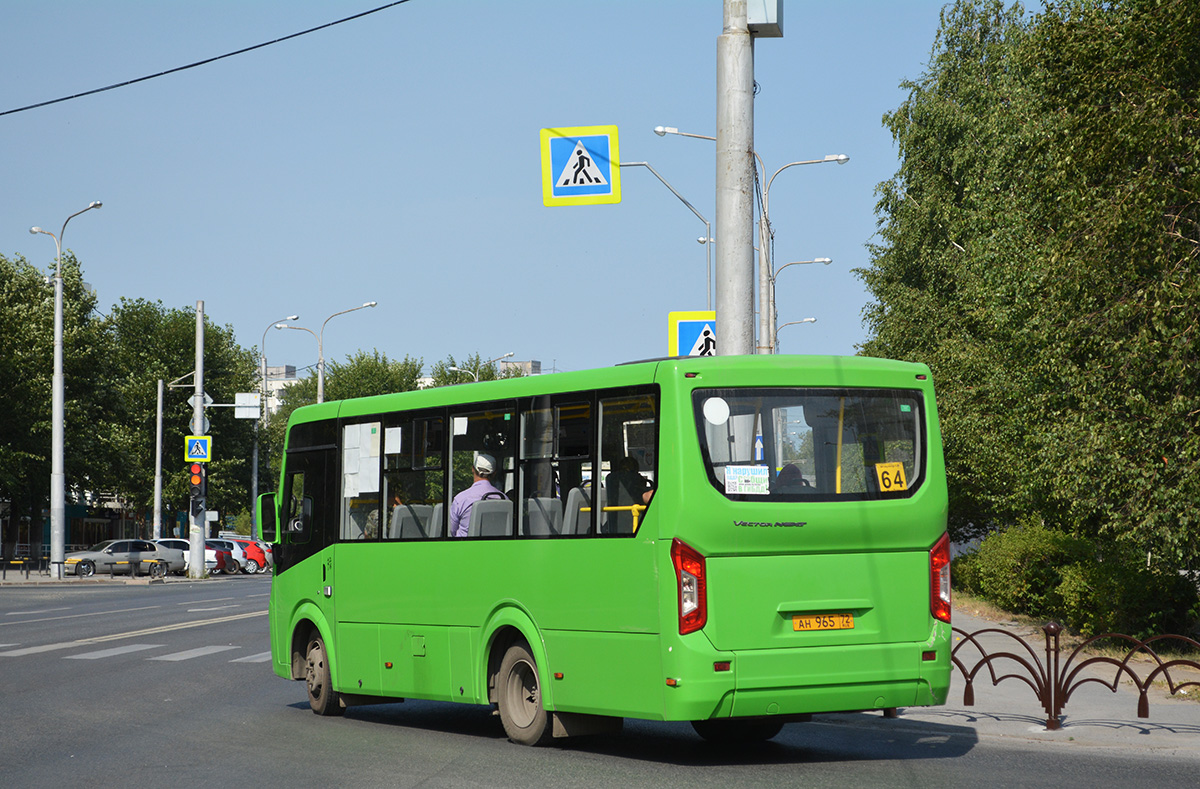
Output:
619,161,713,310
30,200,102,579
758,157,848,353
279,302,377,404
715,0,756,356
775,317,817,352
769,258,831,353
656,125,848,353
252,316,297,537
449,351,514,383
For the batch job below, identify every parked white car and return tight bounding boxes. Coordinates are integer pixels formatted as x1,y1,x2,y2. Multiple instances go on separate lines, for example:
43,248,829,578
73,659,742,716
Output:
154,538,216,574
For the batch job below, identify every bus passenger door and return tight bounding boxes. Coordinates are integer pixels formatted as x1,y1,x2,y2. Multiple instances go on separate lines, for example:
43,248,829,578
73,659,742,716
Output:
279,448,338,637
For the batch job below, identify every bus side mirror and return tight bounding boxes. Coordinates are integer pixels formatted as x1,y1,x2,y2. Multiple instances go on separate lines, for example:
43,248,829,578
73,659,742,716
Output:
257,492,278,542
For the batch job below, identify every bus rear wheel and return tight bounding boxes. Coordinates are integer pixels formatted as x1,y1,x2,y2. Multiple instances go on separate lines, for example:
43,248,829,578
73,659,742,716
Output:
691,718,784,743
497,641,552,746
304,635,344,717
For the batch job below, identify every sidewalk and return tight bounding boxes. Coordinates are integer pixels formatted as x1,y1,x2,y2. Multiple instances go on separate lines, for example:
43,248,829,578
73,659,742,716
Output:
0,564,217,585
881,607,1200,756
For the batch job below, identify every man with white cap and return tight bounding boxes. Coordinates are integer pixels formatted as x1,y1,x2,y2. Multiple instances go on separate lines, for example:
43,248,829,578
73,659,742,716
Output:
448,452,507,538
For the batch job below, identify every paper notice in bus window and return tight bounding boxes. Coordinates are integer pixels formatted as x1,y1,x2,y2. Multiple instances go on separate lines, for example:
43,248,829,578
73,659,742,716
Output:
875,462,908,492
724,465,770,495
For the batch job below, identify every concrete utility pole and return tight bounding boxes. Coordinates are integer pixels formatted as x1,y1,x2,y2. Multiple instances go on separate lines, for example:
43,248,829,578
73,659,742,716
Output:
153,379,163,539
188,301,206,578
715,0,756,355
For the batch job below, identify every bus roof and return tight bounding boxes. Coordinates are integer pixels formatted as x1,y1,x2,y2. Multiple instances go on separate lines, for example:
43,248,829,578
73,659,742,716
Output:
284,354,933,428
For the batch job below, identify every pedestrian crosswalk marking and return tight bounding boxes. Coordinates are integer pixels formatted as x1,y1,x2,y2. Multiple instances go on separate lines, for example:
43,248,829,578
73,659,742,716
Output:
230,651,272,663
148,645,240,662
66,643,163,660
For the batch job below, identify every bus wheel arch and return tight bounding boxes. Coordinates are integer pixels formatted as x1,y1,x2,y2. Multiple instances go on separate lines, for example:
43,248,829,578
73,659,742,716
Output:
288,606,334,681
481,608,553,712
496,639,552,746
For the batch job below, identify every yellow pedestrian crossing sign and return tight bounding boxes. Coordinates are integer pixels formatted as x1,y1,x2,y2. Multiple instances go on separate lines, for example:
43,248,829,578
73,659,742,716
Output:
185,435,212,462
540,125,621,206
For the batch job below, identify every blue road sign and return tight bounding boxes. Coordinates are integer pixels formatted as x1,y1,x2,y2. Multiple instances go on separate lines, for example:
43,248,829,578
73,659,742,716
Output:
540,126,621,206
185,435,211,462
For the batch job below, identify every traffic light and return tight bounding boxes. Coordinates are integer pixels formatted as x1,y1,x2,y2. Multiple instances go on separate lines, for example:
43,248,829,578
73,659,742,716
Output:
188,462,205,497
188,462,206,516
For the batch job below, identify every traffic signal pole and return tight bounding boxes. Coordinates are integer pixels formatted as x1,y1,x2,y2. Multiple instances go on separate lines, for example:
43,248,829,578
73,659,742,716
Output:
188,301,206,578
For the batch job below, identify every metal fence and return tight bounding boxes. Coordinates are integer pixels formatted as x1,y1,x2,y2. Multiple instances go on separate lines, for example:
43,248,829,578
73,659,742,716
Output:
953,621,1200,729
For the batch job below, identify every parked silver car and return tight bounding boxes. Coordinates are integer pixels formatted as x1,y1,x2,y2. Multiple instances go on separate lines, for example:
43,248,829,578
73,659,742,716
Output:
65,539,185,578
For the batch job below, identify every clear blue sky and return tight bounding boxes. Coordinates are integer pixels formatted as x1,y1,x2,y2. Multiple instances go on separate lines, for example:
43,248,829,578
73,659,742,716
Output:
3,1,947,376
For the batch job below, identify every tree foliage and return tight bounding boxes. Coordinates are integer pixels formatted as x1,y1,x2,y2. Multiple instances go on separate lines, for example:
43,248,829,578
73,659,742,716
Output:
0,252,109,530
0,261,257,539
104,298,257,521
860,0,1200,572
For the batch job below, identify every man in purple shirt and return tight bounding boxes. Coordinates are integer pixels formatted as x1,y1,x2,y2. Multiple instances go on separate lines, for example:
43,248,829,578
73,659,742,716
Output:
449,453,506,537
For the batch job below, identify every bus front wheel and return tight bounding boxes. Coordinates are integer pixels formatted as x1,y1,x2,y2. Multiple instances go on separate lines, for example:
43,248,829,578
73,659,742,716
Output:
304,635,344,717
497,642,552,746
691,718,784,743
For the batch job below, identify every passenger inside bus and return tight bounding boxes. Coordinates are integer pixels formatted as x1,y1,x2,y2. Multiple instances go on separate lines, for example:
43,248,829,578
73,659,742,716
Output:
449,453,507,537
774,463,812,493
604,456,654,533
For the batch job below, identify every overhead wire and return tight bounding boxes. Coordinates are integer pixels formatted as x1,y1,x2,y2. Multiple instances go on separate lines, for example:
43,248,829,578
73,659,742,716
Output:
0,0,414,118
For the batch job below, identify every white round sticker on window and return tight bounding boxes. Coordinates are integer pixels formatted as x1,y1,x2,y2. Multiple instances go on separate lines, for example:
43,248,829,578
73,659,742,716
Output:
703,397,730,426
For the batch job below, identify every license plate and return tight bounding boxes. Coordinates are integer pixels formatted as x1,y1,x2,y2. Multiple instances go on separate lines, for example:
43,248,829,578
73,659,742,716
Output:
793,613,854,631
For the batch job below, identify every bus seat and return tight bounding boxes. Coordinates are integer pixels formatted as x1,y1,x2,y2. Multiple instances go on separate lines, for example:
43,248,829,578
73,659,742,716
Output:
428,503,444,538
468,499,513,538
392,504,433,539
563,487,592,535
523,497,562,536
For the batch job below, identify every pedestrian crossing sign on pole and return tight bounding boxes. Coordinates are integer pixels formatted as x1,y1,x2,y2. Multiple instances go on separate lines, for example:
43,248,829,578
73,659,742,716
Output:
668,310,718,357
185,435,212,462
540,125,621,206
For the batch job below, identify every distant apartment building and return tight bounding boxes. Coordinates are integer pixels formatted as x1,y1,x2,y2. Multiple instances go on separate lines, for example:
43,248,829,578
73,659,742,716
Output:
262,365,298,415
502,359,541,376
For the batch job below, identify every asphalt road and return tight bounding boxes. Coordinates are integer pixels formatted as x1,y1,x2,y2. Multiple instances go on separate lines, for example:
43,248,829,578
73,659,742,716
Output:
2,577,1197,787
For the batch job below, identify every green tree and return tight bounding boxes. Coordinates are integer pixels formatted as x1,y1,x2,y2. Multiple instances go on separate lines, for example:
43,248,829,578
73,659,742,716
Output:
103,299,257,526
0,252,111,544
860,0,1200,572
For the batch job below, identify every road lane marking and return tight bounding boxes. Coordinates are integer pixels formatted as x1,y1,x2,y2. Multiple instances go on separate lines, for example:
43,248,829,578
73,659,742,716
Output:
176,597,235,605
187,605,241,612
0,610,266,657
0,605,160,627
66,644,163,660
149,645,240,661
230,651,272,663
7,607,71,616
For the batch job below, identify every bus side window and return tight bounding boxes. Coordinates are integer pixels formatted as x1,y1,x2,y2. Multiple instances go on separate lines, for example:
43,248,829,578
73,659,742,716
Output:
286,471,311,543
519,398,593,537
598,393,658,535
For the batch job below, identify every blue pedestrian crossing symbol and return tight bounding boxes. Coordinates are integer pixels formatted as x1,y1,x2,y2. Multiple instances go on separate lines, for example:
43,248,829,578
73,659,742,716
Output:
540,125,622,206
668,311,718,357
185,435,212,462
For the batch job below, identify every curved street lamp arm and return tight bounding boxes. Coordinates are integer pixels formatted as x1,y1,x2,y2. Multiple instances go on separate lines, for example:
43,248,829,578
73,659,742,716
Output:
619,162,709,227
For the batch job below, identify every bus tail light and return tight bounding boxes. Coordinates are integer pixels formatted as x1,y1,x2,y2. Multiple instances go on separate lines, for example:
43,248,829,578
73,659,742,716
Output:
671,538,707,635
930,532,951,623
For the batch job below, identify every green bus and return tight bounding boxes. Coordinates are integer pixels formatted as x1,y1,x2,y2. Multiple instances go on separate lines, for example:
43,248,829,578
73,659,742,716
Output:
258,354,951,745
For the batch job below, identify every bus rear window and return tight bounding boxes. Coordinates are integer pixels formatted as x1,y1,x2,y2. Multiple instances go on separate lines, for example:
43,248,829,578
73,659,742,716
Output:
693,388,925,501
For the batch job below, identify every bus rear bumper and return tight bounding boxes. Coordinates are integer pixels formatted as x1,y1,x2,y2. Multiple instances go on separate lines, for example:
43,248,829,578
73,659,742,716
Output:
663,636,950,721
